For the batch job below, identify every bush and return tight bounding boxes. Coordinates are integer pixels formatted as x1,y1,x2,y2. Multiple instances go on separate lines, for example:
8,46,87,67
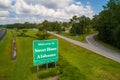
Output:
57,56,87,80
39,68,59,79
57,56,70,73
36,32,50,40
39,70,49,78
59,66,87,80
48,68,59,76
38,56,87,80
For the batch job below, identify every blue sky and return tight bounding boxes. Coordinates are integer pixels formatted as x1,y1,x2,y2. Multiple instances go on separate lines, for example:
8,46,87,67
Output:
0,0,109,24
75,0,109,13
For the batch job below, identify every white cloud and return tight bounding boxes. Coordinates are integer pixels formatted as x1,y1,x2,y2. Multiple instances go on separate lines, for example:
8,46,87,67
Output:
12,0,55,17
75,2,81,5
25,0,73,9
0,11,9,17
0,0,12,18
0,0,95,24
0,0,12,10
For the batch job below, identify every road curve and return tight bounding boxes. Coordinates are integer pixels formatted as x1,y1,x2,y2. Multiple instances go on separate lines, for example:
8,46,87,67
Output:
48,31,120,63
86,34,120,62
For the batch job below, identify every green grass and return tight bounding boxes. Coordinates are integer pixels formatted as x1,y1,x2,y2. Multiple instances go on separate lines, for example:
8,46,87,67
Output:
0,30,13,80
61,33,88,42
0,29,120,80
0,29,39,80
60,31,97,43
51,35,120,80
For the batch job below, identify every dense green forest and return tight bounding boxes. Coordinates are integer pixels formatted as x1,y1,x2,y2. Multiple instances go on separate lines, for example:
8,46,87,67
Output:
92,0,120,48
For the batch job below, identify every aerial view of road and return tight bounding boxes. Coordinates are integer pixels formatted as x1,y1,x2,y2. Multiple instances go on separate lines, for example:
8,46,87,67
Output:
0,0,120,80
49,32,120,63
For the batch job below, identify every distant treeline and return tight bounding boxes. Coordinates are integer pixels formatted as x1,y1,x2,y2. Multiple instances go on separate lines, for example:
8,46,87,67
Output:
0,22,37,29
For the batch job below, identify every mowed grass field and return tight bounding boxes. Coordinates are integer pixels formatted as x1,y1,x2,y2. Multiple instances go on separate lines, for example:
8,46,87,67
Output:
0,29,120,80
60,31,97,43
0,30,39,80
57,36,120,80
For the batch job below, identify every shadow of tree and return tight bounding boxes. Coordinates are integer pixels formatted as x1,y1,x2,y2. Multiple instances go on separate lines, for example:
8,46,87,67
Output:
17,34,37,39
30,63,56,74
30,66,37,73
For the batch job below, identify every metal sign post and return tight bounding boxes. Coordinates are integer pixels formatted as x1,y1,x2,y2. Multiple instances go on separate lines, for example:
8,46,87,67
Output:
55,62,57,68
46,63,48,71
36,66,39,77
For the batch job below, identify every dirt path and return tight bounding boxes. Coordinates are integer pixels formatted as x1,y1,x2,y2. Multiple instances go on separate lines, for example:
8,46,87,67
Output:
48,76,58,80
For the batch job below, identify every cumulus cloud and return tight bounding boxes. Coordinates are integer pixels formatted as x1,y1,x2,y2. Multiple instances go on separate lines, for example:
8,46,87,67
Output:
25,0,73,9
12,0,55,16
0,0,12,10
0,0,95,24
13,0,94,18
0,11,9,17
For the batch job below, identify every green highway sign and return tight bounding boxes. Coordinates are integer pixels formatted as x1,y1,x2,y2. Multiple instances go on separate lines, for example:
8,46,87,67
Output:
33,39,58,66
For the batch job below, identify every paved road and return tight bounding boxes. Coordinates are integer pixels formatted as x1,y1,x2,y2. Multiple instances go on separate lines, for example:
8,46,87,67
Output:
48,32,120,63
86,34,120,62
0,29,7,41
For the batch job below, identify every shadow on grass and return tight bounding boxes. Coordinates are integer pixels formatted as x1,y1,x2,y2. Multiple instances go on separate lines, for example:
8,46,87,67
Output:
17,34,37,39
0,75,11,80
30,63,56,73
30,66,37,73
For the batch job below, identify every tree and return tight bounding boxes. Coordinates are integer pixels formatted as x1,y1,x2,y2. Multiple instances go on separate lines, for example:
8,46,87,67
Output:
70,26,76,36
23,22,30,29
70,15,92,35
92,0,120,48
113,25,120,48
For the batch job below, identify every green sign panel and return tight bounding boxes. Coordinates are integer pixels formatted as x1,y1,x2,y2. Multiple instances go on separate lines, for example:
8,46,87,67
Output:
33,39,58,66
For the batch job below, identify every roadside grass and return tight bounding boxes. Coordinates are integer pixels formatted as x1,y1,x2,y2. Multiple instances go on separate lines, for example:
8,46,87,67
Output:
0,29,120,80
0,30,13,80
60,31,97,43
94,35,120,53
0,29,41,80
50,35,120,80
61,33,88,43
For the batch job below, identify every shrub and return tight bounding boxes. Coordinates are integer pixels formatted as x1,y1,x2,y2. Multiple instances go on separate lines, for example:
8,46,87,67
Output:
38,56,87,80
57,56,87,80
59,66,87,80
48,68,59,76
58,56,70,70
39,70,49,78
39,68,59,79
36,32,50,40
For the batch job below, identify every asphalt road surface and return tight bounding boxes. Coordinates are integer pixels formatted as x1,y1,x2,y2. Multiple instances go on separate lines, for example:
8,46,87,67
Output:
48,32,120,63
0,29,7,41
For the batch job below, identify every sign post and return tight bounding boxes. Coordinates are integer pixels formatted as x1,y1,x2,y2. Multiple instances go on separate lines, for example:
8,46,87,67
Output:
33,39,58,66
46,63,48,71
36,66,39,77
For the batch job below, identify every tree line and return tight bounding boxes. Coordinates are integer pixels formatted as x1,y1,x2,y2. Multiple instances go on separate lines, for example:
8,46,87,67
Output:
0,22,37,29
0,16,93,35
92,0,120,48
